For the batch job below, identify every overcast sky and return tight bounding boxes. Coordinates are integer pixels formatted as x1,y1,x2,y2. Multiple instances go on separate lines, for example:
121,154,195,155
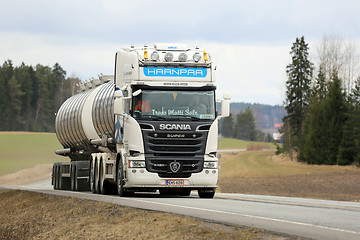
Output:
1,0,359,105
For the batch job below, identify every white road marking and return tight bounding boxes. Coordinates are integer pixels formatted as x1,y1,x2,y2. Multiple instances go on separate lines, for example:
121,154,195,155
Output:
131,198,360,236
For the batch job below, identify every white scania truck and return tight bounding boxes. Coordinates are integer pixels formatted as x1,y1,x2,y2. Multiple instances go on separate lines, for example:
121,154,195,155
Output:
52,43,230,198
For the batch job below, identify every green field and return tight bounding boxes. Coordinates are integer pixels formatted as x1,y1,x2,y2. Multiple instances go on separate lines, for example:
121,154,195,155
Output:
0,133,274,177
219,137,275,150
0,132,64,176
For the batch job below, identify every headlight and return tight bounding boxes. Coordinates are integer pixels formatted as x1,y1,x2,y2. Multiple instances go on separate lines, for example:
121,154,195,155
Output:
164,52,174,62
204,161,218,169
178,53,188,62
193,52,201,62
129,161,146,168
151,51,159,61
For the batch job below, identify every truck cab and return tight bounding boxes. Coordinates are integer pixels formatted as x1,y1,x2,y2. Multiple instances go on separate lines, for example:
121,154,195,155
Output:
113,43,230,198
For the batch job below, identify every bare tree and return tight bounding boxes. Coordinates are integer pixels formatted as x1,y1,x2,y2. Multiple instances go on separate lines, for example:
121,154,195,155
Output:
316,34,360,94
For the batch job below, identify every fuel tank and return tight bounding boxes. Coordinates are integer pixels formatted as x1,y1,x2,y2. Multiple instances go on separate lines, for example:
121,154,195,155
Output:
55,80,114,151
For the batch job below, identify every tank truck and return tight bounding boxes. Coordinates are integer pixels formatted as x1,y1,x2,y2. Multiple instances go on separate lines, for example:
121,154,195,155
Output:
52,43,230,198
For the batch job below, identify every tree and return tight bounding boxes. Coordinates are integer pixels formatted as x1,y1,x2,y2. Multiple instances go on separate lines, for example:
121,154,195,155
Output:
338,76,360,165
234,107,257,141
221,113,234,138
0,61,14,130
325,73,347,164
283,36,314,153
317,34,360,94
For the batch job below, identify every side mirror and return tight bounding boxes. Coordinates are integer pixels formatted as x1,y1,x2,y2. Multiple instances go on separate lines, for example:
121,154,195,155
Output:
223,92,231,100
221,100,230,118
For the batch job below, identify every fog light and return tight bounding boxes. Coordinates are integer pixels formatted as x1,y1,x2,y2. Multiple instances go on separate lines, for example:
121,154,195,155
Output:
151,51,159,61
212,170,216,174
204,161,218,169
132,169,136,173
205,170,209,174
178,53,187,62
193,52,201,62
164,52,173,62
129,161,146,168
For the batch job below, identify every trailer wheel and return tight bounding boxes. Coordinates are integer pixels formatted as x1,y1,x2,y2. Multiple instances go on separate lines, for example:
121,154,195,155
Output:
90,159,96,193
94,159,100,194
70,162,76,191
100,159,110,195
53,163,58,190
117,158,125,197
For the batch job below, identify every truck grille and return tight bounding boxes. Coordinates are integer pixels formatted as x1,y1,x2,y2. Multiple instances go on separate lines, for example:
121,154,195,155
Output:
139,121,210,177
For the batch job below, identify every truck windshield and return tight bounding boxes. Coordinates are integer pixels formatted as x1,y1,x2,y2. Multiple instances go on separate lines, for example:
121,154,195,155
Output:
132,90,216,120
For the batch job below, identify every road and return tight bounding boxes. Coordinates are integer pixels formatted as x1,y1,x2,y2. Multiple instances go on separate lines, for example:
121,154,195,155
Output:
4,179,360,240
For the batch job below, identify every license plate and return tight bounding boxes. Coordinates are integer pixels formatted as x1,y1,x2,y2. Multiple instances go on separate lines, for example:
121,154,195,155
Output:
165,179,184,186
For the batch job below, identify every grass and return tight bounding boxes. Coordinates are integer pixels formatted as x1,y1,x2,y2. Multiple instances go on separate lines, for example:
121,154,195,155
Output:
220,150,360,178
0,132,64,176
218,137,275,150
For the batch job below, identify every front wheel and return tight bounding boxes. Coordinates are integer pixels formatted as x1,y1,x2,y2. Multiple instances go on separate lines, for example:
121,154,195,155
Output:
117,158,125,197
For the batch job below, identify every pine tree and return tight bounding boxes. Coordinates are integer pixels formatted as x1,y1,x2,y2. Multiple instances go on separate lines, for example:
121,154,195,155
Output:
234,107,257,141
283,36,314,153
7,74,24,130
0,61,14,130
325,73,347,164
338,76,360,165
222,113,234,138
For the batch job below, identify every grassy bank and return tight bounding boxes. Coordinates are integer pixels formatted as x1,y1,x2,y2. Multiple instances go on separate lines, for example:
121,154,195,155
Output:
0,190,287,240
219,150,360,201
0,132,63,176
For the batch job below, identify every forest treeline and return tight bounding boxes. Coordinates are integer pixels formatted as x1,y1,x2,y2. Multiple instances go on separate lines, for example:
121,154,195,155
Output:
281,35,360,166
0,60,80,132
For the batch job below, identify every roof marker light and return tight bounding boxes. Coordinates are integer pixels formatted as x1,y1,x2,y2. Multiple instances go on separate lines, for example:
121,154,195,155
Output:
203,50,208,61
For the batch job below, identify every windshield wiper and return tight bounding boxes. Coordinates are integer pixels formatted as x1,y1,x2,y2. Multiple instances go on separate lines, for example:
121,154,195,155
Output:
169,115,201,121
139,115,167,120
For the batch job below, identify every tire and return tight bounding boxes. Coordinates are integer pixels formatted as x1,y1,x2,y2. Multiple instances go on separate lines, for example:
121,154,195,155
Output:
198,189,215,198
70,162,76,191
57,164,63,190
117,158,126,197
53,163,58,190
90,159,96,193
58,163,70,190
94,159,100,194
99,159,109,195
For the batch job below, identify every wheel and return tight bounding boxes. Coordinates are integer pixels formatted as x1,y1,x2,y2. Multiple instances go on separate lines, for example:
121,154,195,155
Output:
57,164,63,190
99,159,110,195
117,158,126,197
70,162,76,191
198,189,215,198
90,159,96,193
94,159,100,194
58,163,70,190
53,163,58,190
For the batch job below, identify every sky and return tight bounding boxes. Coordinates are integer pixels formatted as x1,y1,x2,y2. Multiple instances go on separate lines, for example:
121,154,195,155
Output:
1,0,359,105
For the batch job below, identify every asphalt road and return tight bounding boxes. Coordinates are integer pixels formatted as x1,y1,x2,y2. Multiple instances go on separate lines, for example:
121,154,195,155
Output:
5,179,360,240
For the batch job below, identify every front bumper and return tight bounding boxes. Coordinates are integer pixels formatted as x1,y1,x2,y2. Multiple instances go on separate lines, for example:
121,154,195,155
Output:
124,167,218,189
